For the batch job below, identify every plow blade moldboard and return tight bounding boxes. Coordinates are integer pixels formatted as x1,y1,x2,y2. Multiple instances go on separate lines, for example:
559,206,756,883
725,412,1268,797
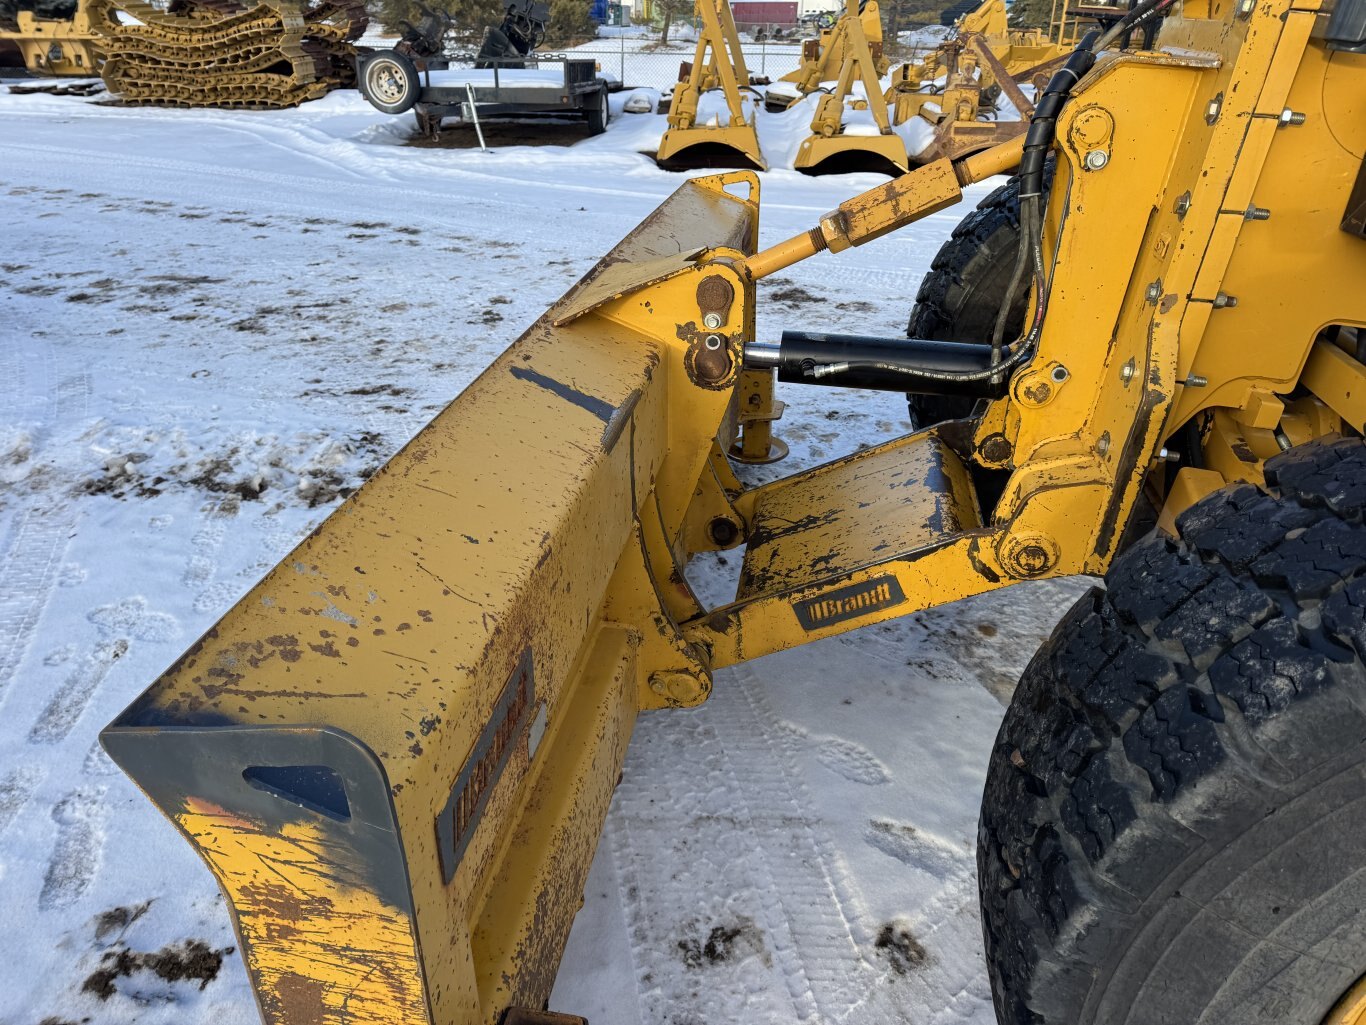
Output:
793,132,909,177
655,123,767,172
102,172,761,1025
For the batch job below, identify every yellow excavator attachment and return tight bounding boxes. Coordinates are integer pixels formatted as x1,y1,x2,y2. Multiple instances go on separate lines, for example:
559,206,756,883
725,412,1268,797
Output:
655,0,765,171
793,0,907,175
765,0,886,112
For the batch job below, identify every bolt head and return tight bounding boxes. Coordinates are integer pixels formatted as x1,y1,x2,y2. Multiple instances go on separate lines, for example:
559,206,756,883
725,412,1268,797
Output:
703,312,723,329
1084,149,1109,170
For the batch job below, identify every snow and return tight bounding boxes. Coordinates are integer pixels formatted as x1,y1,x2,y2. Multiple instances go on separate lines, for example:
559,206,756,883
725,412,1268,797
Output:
0,76,1087,1025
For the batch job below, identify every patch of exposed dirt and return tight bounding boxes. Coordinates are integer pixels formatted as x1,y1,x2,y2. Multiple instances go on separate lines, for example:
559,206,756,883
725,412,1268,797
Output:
93,901,152,944
81,940,234,1000
404,120,596,149
677,917,765,969
768,283,824,306
875,921,929,974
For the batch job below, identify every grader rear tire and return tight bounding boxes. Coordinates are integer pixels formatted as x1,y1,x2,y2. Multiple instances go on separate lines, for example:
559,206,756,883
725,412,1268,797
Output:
980,436,1366,1025
905,163,1052,427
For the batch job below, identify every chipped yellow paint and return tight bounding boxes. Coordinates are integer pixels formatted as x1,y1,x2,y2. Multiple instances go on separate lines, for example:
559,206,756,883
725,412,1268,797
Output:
176,798,429,1025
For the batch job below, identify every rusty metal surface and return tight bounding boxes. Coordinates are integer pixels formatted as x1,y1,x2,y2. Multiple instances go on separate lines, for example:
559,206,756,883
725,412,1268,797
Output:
736,433,979,600
89,0,364,108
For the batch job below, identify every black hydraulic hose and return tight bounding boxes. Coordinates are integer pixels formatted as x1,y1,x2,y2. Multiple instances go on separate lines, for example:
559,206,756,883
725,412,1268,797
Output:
1019,30,1100,203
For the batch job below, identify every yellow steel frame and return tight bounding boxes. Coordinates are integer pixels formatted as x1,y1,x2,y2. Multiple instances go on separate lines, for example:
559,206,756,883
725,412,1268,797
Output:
777,0,887,99
0,2,102,76
104,0,1366,1023
793,0,908,175
655,0,766,170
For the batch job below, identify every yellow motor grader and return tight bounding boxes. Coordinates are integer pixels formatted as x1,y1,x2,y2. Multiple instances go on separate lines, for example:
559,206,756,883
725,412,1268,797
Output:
103,0,1366,1021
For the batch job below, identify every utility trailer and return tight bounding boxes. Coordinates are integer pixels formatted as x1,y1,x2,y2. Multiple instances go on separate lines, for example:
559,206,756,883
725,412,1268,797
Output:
357,50,612,142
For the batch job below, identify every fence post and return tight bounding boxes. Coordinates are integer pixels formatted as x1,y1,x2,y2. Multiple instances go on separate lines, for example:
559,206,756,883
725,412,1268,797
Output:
620,29,626,84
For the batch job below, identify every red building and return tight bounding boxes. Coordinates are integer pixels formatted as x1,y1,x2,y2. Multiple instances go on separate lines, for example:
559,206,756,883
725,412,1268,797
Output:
730,0,799,24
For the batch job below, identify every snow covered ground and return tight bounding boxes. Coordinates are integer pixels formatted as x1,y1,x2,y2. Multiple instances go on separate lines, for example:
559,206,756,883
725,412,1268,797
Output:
0,81,1086,1025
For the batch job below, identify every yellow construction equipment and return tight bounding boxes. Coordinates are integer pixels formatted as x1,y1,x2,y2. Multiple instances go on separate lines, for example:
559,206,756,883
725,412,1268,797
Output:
885,0,1072,162
790,0,907,176
0,0,101,76
655,0,765,170
89,0,366,108
762,0,887,113
105,0,1366,1020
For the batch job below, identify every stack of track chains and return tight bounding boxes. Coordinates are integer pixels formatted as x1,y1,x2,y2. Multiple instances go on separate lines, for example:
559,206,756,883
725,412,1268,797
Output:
88,0,366,109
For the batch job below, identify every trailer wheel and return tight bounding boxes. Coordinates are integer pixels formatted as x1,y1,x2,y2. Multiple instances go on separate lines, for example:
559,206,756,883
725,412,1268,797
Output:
979,436,1366,1025
904,161,1052,426
360,49,419,116
585,86,609,135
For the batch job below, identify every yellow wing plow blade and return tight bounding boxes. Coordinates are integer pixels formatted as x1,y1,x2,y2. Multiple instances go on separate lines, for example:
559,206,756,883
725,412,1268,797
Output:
102,172,764,1025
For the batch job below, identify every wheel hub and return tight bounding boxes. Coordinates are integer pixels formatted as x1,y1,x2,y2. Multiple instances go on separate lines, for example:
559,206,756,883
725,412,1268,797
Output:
368,62,404,103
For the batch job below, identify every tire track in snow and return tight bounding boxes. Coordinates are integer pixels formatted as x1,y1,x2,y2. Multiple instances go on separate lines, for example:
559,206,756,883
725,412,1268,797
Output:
608,662,876,1024
0,365,89,712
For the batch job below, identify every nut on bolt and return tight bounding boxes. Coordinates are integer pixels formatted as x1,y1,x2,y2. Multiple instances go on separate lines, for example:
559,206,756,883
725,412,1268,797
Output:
708,516,740,546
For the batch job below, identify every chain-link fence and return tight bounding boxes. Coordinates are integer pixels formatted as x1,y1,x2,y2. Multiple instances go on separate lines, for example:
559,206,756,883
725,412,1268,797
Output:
530,29,936,91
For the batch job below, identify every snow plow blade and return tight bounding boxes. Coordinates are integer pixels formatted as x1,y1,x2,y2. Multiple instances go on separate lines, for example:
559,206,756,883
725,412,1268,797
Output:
793,131,910,177
100,170,764,1025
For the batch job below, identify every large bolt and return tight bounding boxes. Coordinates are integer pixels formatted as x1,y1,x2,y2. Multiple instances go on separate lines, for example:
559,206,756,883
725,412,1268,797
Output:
1084,149,1109,171
693,335,733,386
1001,534,1059,579
648,670,707,704
979,433,1012,464
1279,108,1307,126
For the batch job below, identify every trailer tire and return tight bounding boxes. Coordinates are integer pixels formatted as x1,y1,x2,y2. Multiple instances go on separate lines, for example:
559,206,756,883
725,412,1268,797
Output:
585,86,609,135
360,49,419,116
905,161,1052,426
979,436,1366,1025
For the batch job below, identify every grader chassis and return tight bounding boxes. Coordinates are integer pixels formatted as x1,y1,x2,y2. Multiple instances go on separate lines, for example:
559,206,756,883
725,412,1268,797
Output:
103,0,1366,1021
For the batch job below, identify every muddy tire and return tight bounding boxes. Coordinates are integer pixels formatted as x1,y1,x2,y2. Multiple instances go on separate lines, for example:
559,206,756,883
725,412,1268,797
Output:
360,49,419,115
979,436,1366,1025
905,163,1051,426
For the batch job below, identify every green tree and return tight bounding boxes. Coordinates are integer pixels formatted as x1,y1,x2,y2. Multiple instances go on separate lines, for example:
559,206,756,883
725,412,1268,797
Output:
655,0,692,45
544,0,598,45
370,0,502,44
1007,0,1053,29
